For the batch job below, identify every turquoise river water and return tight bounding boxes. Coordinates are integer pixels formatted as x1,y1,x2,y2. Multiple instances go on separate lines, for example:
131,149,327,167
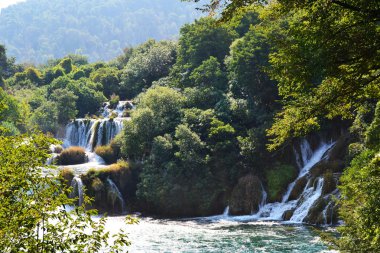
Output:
104,216,336,253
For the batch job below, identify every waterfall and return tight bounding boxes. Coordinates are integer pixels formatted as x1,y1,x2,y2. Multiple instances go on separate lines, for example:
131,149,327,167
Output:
256,141,334,222
290,177,324,222
70,177,84,206
216,140,335,223
101,101,134,118
107,178,126,214
223,206,230,217
259,183,267,209
63,118,124,151
322,201,333,225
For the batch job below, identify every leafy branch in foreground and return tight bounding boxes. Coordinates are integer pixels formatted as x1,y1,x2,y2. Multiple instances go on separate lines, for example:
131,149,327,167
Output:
0,133,136,252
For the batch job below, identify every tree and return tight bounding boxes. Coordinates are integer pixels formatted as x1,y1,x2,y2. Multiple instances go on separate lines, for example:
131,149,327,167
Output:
120,40,177,99
30,101,59,134
0,133,134,252
51,88,78,124
226,26,277,113
90,67,120,98
122,86,185,160
170,17,237,86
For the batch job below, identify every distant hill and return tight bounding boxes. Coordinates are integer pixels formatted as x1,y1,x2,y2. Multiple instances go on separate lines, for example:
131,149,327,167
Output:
0,0,204,63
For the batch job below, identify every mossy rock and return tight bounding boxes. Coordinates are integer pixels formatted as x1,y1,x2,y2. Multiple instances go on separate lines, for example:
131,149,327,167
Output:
282,209,295,221
57,146,87,165
229,174,263,215
288,176,308,201
310,160,345,177
327,134,350,162
304,197,328,225
322,171,336,195
265,164,298,202
59,167,75,188
95,145,117,164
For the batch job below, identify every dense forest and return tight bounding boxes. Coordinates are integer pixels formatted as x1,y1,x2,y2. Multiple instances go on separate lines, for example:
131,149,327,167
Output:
0,0,203,63
0,0,379,252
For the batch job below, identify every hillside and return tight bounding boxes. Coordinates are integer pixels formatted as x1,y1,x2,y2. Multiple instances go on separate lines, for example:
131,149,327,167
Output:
0,0,204,63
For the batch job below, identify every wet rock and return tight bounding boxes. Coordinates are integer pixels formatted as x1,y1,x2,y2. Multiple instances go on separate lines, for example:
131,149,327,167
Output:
304,197,327,225
229,174,263,215
322,171,336,195
327,134,350,162
310,160,345,177
282,209,295,221
288,176,308,201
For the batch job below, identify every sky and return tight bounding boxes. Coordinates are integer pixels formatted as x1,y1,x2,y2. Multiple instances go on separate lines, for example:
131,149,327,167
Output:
0,0,26,11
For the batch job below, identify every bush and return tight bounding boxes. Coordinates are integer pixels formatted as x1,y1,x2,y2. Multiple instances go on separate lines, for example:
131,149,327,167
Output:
57,147,87,165
266,164,297,202
59,167,75,188
109,94,120,109
95,145,117,164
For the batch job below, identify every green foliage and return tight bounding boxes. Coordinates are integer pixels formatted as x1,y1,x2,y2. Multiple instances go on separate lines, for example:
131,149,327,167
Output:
109,94,120,109
30,101,59,134
226,26,277,111
263,0,380,149
265,164,297,202
0,87,21,125
338,149,380,252
59,58,73,74
0,121,20,136
365,102,380,150
51,88,78,124
189,56,227,90
90,67,120,98
171,17,237,86
120,40,177,99
0,134,135,252
122,86,184,159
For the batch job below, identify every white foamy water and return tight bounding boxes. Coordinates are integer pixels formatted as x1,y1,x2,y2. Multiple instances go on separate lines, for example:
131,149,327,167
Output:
101,216,335,253
203,140,335,224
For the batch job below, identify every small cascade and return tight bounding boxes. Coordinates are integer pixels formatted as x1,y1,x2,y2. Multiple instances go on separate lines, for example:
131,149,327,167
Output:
63,118,124,151
259,183,267,209
290,177,324,222
70,177,84,206
46,153,59,165
322,201,333,225
223,206,230,217
101,101,134,118
107,178,126,214
256,141,334,222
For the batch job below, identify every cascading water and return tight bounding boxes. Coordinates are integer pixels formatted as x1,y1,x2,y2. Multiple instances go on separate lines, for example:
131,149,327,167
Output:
101,101,134,118
255,141,334,222
107,178,126,214
212,140,335,224
63,118,124,151
290,177,324,222
70,177,84,206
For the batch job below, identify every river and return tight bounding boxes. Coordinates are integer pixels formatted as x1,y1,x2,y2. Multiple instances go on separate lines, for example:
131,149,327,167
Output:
104,216,336,253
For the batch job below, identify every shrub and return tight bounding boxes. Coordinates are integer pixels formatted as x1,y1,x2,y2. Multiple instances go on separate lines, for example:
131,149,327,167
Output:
266,164,297,202
57,147,87,165
109,94,120,109
59,167,75,188
95,145,117,164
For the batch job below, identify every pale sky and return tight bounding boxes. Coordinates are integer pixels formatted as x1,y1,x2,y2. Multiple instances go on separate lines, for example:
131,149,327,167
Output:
0,0,26,11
